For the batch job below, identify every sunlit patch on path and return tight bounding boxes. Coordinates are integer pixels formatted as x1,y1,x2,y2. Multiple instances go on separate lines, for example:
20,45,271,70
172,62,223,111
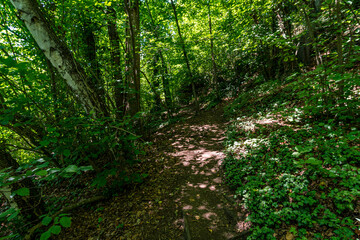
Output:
151,107,245,239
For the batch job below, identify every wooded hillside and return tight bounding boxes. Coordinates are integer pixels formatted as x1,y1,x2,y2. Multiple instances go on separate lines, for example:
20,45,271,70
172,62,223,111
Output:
0,0,359,239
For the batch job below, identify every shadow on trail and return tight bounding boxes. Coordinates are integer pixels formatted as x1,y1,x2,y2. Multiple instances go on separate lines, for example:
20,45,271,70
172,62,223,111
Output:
152,108,245,239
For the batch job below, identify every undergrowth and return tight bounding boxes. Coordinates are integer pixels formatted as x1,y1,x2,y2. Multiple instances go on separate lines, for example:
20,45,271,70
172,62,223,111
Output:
223,72,360,239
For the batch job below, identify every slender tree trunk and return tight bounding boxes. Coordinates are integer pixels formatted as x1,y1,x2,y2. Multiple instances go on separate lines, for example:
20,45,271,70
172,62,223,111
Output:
107,7,125,118
170,0,199,113
0,143,45,223
300,1,322,66
152,53,162,111
45,59,60,122
335,0,344,98
145,0,173,116
124,0,141,116
9,0,109,117
81,17,105,101
208,1,219,99
0,89,58,166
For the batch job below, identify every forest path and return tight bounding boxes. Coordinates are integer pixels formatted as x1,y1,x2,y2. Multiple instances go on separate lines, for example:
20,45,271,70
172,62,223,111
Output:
57,104,245,240
140,104,243,239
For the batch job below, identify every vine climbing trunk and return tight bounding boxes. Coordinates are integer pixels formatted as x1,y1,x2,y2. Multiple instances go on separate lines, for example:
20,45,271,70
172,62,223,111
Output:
170,0,199,114
9,0,109,117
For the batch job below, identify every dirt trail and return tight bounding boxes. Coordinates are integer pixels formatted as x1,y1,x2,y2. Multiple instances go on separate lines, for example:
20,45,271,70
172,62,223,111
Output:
57,105,246,240
145,105,243,239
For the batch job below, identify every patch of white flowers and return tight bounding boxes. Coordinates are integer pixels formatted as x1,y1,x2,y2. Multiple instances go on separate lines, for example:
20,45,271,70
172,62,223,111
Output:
227,138,269,157
286,107,303,122
234,119,256,132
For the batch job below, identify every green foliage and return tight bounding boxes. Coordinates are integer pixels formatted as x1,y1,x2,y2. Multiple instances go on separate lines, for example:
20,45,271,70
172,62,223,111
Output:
1,0,359,238
40,215,71,240
12,188,29,197
224,121,360,239
224,100,359,238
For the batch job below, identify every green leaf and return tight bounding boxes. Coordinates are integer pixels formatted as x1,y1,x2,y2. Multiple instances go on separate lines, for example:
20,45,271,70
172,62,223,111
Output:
305,157,322,165
40,230,51,240
64,165,78,173
42,216,52,226
292,152,301,157
0,234,17,239
91,175,107,188
14,187,30,196
35,170,47,176
63,149,71,157
50,225,61,235
7,211,19,221
79,166,93,171
0,208,15,219
59,216,71,228
40,140,51,147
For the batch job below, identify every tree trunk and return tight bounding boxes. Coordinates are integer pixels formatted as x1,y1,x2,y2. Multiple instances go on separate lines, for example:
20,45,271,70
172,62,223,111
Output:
145,0,173,117
45,59,60,122
300,1,322,66
107,6,126,118
0,143,45,223
9,0,109,117
152,53,162,111
208,1,219,99
170,0,199,114
335,0,344,98
81,17,105,101
124,0,141,116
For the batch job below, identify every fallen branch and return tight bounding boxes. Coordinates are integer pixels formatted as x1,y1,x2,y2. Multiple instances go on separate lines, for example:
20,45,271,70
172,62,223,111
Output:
25,195,106,240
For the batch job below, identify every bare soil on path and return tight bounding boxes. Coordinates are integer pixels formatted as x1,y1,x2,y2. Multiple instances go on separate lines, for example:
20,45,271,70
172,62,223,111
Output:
58,104,248,240
138,105,246,239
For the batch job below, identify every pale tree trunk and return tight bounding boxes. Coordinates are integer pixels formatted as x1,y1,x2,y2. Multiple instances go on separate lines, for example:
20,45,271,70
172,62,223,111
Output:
124,0,141,116
9,0,109,117
170,0,199,114
107,6,126,118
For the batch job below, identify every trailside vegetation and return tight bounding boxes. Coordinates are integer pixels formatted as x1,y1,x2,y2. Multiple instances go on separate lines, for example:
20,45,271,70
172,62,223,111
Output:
0,0,359,239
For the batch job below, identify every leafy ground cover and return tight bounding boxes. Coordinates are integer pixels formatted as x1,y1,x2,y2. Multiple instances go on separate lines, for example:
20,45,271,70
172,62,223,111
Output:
223,75,360,239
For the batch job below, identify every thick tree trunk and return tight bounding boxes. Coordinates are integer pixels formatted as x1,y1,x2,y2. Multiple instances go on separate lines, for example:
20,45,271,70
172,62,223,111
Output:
170,0,199,114
107,7,126,118
10,0,109,117
124,0,141,116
